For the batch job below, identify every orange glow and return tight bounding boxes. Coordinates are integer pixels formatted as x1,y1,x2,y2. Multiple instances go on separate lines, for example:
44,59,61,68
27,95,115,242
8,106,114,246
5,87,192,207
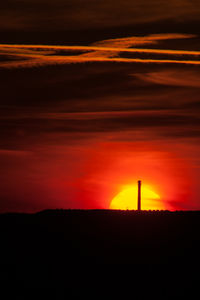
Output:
74,140,194,211
110,184,164,210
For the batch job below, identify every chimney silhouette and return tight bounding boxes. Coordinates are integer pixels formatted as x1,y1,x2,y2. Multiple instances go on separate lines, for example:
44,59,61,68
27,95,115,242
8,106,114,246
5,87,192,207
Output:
137,180,141,211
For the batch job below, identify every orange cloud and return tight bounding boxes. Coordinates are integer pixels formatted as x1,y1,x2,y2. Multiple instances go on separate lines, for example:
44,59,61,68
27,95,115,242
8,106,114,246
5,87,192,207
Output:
93,33,196,48
0,33,199,68
135,70,200,88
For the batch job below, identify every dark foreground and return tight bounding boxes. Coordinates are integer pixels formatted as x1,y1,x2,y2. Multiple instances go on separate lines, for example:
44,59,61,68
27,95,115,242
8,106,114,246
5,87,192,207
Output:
0,209,200,291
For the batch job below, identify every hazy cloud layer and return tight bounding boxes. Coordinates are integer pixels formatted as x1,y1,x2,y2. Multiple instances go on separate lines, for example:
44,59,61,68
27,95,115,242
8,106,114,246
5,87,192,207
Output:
1,0,200,31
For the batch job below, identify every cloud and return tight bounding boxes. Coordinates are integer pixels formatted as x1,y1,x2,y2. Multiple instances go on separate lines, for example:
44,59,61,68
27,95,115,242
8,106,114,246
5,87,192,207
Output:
0,33,199,68
0,35,200,152
1,110,199,139
135,70,200,88
1,0,200,31
1,55,200,69
93,33,196,48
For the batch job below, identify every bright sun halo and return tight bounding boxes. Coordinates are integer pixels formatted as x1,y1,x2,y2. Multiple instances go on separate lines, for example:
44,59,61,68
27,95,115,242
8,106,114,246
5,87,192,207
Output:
110,184,164,210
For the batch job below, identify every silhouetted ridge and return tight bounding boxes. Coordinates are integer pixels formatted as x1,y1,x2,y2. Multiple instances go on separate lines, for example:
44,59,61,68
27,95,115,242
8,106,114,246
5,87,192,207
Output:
1,209,200,288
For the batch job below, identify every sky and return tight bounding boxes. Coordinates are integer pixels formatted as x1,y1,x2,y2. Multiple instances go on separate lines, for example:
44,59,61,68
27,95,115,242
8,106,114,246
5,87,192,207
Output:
0,0,200,212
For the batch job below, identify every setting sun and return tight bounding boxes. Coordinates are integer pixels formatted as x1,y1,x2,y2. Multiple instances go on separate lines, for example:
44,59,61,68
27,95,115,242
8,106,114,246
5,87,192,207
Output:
110,184,164,210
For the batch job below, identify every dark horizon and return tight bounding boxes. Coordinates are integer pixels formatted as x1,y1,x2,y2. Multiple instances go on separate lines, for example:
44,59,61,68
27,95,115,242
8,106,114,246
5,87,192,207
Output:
1,207,200,216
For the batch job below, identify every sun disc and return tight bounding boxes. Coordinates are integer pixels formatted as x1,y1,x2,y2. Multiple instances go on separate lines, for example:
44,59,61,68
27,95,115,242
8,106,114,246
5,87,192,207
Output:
110,185,164,210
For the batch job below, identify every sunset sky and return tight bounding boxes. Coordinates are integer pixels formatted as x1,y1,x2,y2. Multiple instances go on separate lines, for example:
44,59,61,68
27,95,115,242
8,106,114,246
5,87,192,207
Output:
0,0,200,212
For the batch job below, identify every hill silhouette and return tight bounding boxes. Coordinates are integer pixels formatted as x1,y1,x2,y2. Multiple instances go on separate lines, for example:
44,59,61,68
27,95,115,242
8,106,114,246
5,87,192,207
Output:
0,209,200,290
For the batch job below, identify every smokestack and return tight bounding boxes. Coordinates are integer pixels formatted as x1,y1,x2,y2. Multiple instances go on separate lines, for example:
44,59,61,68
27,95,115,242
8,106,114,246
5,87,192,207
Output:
137,180,141,211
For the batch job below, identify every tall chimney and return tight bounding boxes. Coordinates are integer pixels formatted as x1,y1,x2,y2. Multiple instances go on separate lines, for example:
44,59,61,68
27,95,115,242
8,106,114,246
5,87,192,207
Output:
137,180,141,211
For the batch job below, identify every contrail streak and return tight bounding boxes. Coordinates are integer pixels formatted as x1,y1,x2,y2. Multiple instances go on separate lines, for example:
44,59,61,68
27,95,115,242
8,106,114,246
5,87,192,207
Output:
1,44,200,56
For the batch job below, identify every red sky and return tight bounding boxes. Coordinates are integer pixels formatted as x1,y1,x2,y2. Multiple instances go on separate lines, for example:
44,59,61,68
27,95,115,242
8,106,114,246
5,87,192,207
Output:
0,1,200,212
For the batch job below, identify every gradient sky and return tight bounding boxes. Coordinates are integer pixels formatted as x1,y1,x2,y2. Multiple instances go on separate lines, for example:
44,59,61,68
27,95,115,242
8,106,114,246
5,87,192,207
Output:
0,0,200,212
